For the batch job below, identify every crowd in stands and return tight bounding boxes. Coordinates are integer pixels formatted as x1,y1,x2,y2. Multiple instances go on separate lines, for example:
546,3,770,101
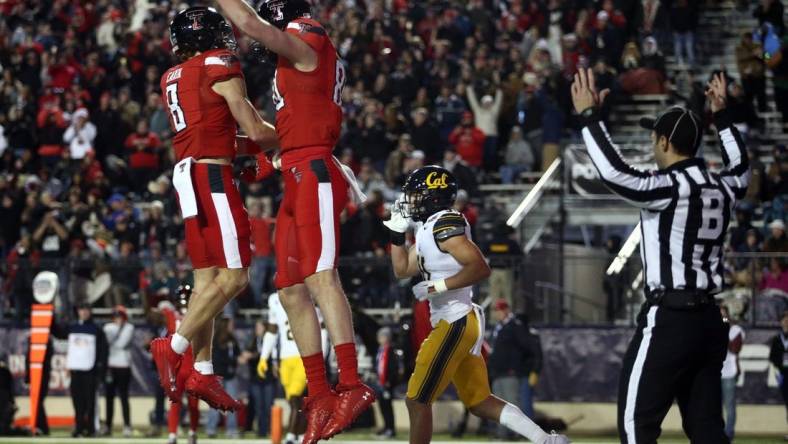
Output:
0,0,786,321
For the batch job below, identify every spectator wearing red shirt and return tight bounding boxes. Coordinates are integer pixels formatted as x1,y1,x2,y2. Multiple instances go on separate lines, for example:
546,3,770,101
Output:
448,111,486,169
47,53,78,91
248,198,275,306
124,120,161,194
36,102,67,166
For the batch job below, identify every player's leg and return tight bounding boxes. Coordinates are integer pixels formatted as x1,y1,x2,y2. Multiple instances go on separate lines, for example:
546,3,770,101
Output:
178,268,248,353
405,397,432,444
405,315,476,444
282,357,308,439
457,356,548,443
167,165,250,410
183,268,218,362
173,163,251,355
187,396,199,444
294,158,374,437
676,307,729,444
167,400,181,444
273,176,336,444
617,306,678,444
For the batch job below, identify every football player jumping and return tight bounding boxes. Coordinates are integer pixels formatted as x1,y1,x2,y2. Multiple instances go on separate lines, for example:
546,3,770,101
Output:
215,0,375,442
150,6,278,413
384,166,570,444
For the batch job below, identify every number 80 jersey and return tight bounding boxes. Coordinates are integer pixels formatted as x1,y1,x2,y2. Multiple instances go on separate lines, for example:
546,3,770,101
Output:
273,18,344,157
159,49,244,162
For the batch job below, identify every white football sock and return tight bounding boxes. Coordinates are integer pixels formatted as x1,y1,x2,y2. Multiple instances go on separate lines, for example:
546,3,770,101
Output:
194,360,214,375
499,402,548,443
171,333,189,354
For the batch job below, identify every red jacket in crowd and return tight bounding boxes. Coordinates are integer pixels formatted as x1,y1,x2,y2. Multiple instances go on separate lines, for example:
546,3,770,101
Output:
125,132,161,169
448,125,486,168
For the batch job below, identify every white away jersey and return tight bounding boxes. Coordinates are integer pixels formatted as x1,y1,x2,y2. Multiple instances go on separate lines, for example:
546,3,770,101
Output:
268,292,329,359
415,209,474,326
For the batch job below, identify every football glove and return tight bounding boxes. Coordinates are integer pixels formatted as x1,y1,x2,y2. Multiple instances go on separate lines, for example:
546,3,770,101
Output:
383,196,410,245
256,357,268,379
239,153,279,184
412,280,448,301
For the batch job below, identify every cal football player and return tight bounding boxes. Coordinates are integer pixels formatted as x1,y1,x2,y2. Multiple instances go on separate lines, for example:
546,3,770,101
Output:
384,166,570,444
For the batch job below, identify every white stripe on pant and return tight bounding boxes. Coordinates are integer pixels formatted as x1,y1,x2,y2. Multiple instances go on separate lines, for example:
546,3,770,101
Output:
211,192,242,269
624,306,658,443
316,182,335,273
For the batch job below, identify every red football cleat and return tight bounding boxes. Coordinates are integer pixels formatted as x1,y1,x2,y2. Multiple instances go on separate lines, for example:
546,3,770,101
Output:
321,383,376,439
185,372,242,412
301,392,338,444
151,337,184,402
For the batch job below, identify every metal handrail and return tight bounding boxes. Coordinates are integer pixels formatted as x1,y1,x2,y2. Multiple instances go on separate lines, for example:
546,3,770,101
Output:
506,158,562,228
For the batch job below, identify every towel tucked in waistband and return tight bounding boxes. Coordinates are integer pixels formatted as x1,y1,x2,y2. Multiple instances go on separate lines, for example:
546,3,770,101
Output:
173,157,198,219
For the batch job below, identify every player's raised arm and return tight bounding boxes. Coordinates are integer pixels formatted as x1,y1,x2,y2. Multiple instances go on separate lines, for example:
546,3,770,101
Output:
211,76,278,149
216,0,317,71
384,197,419,279
573,68,674,211
707,72,750,199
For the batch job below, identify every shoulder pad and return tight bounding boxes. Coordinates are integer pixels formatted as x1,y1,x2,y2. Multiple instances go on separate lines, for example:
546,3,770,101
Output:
433,212,466,242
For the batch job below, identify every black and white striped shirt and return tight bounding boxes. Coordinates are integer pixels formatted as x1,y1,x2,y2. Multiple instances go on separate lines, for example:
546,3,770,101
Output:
581,111,749,295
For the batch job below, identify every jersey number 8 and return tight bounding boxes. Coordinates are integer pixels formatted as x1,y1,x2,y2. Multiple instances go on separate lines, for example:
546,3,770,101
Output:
271,61,347,111
165,83,187,132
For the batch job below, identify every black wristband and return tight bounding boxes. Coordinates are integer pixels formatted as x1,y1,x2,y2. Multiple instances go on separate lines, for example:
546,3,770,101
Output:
389,230,405,246
579,107,601,127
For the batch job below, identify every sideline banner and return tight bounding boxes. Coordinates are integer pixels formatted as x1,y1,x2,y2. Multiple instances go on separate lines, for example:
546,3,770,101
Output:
1,325,781,404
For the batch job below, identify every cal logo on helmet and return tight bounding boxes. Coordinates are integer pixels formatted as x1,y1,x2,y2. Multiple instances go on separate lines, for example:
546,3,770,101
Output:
425,172,449,189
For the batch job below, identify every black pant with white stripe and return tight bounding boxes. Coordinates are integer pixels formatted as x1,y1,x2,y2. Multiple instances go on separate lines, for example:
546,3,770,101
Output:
617,302,729,444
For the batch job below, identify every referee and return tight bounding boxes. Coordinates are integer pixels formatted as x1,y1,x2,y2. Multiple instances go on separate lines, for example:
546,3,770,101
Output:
572,69,749,444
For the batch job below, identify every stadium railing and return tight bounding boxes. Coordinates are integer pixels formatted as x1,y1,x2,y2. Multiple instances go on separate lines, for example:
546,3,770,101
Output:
1,252,785,328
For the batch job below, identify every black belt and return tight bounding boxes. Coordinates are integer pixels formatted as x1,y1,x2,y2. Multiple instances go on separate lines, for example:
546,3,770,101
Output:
646,289,716,310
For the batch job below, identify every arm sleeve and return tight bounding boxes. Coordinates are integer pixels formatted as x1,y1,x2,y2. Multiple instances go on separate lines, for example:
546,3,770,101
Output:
85,123,97,142
433,213,467,242
267,293,279,324
581,113,674,210
260,331,277,361
204,50,244,86
714,109,750,199
63,125,75,143
285,19,327,52
492,89,503,115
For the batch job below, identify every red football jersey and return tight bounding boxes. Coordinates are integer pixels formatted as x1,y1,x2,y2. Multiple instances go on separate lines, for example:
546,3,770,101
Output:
160,49,243,161
274,18,344,160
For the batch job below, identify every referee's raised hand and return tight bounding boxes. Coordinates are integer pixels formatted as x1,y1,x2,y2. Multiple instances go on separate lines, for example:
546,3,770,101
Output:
705,72,728,113
571,68,610,114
